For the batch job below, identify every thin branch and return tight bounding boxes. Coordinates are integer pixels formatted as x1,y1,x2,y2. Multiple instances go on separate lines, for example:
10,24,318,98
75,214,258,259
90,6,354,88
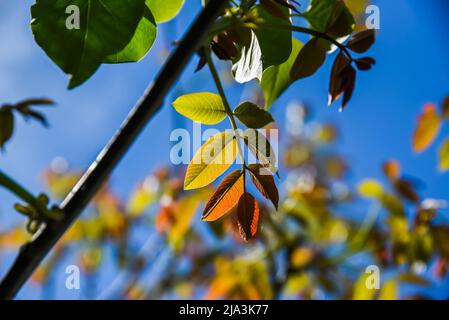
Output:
0,0,230,300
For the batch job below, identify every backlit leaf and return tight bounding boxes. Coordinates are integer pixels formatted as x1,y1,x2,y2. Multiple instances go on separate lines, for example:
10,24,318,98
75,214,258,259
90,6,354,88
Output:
261,38,304,108
202,170,244,221
304,0,354,37
234,102,274,128
31,0,146,88
379,279,398,300
146,0,184,23
247,164,279,209
172,92,227,125
412,104,441,153
243,129,277,175
184,132,237,190
438,138,449,172
237,192,260,241
358,179,383,198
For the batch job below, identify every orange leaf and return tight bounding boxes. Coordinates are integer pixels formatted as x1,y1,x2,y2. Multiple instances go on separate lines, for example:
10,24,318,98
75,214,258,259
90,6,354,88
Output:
413,103,441,152
382,160,400,181
237,192,260,241
202,170,244,221
247,164,279,209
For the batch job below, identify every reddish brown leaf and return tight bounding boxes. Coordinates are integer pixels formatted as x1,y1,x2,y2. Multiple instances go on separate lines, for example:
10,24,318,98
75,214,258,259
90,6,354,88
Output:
291,38,326,81
394,179,420,203
341,65,357,111
412,103,441,153
237,192,260,241
348,29,376,53
328,52,351,106
247,164,279,209
355,57,376,71
441,95,449,119
202,170,244,221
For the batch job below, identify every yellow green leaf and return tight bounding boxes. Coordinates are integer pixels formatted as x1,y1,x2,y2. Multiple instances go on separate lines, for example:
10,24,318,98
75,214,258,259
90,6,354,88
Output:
438,138,449,172
413,103,441,153
358,179,383,198
379,279,398,300
184,132,237,190
172,92,227,125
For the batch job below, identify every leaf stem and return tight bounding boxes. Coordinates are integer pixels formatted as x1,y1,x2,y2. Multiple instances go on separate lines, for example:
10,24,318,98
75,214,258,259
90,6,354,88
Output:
0,170,50,217
205,48,246,171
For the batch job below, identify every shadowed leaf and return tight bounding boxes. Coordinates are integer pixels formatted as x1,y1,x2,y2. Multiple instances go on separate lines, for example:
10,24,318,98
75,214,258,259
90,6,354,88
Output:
237,192,260,241
247,164,279,209
234,102,274,128
348,29,376,53
290,38,326,81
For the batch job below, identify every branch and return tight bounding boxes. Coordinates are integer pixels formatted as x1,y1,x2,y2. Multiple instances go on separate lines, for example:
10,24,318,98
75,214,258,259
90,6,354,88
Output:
0,0,230,300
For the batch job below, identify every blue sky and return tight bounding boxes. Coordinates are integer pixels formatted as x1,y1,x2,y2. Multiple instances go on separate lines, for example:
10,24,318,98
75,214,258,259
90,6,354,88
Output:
1,0,449,298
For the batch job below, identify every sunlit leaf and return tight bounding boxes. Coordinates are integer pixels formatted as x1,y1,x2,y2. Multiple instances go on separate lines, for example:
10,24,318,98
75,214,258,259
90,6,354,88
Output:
233,30,263,83
172,92,227,125
358,179,383,198
438,138,449,172
237,192,260,241
184,132,237,190
234,102,274,128
247,164,279,209
379,279,398,300
352,272,376,300
243,129,277,174
412,103,441,152
146,0,184,23
202,170,244,221
261,38,304,108
304,0,354,37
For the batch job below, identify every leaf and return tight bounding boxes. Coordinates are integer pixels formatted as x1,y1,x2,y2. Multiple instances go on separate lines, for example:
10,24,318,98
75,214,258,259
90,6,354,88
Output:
383,160,400,181
352,272,376,300
243,129,277,175
234,102,274,128
233,30,263,83
438,138,449,172
355,57,376,71
31,0,146,89
105,2,157,63
328,52,351,105
348,29,376,53
379,279,398,300
237,192,260,241
412,103,441,153
340,64,356,111
146,0,184,23
261,38,303,108
247,164,279,209
358,179,383,198
172,92,227,125
290,38,326,81
202,170,244,221
304,0,354,37
184,132,238,190
0,109,14,150
251,5,292,69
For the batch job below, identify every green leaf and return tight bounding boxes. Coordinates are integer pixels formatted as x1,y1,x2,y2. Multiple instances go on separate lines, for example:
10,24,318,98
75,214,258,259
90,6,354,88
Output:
0,109,14,150
105,2,157,63
251,5,292,69
290,38,326,80
31,0,146,89
172,92,227,125
146,0,184,23
234,102,274,128
260,38,303,108
184,132,238,190
304,0,354,36
438,138,449,172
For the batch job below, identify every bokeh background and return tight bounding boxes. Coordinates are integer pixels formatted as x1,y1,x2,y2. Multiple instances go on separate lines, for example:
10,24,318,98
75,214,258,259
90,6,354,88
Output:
1,0,449,299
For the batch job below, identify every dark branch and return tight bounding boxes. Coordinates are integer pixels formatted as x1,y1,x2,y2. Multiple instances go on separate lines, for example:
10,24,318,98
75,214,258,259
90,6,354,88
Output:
0,0,229,300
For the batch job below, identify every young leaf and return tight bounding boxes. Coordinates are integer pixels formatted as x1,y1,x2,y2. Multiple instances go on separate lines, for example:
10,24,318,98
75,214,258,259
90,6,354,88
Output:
105,3,157,63
247,164,279,209
172,92,227,124
31,0,146,89
243,129,277,174
202,170,244,221
328,52,351,105
237,192,260,241
234,102,274,128
184,132,237,190
146,0,184,23
412,104,441,153
348,29,376,53
290,38,326,81
438,138,449,172
0,109,14,150
233,30,263,83
261,38,304,108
